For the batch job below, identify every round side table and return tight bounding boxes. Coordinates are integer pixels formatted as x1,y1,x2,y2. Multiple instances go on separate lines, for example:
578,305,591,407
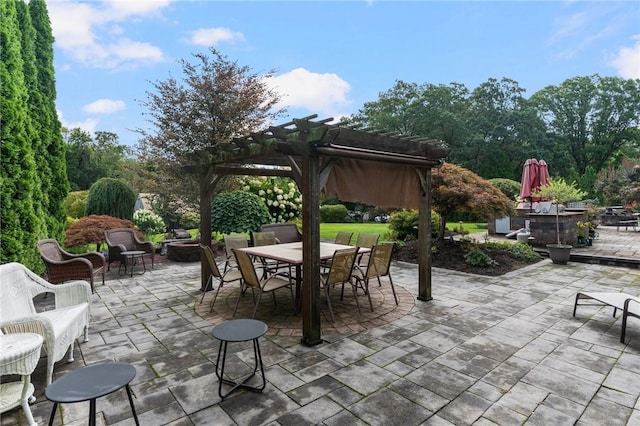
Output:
119,250,146,277
45,362,139,426
210,319,268,399
0,333,44,426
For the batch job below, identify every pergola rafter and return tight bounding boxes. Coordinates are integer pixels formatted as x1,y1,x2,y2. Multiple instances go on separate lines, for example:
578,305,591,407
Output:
198,115,449,345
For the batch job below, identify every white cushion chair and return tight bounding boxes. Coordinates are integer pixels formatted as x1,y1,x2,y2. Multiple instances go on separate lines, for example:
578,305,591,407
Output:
0,262,92,385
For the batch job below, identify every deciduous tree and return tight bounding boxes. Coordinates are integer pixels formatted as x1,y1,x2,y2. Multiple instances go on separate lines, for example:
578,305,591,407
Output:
531,75,640,185
136,48,284,248
432,163,514,243
64,215,138,251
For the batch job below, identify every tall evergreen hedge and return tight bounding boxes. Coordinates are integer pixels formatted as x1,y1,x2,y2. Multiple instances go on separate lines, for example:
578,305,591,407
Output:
0,0,44,270
0,0,68,272
30,0,68,240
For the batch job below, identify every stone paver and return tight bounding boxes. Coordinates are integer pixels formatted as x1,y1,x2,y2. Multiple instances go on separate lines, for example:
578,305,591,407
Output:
2,226,639,425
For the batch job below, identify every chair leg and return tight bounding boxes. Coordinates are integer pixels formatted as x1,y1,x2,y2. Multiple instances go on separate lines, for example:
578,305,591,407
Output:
252,290,264,319
232,289,242,317
289,285,295,314
200,276,214,304
572,293,581,317
364,278,373,312
351,282,362,315
67,341,75,362
621,310,628,343
208,284,224,313
325,286,335,322
388,274,398,305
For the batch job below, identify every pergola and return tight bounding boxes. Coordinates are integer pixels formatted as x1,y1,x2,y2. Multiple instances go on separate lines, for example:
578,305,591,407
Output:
199,115,449,345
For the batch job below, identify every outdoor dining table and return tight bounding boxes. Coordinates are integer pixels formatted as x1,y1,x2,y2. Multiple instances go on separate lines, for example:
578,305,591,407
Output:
237,241,368,313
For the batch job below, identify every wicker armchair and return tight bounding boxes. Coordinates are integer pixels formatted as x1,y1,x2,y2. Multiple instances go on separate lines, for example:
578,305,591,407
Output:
104,228,155,271
0,262,91,385
37,239,105,293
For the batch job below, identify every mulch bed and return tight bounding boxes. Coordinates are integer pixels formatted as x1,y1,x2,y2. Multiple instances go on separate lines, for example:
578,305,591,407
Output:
395,239,542,276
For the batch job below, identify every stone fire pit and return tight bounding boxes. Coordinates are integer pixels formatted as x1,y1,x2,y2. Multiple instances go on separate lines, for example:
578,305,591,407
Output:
167,241,201,262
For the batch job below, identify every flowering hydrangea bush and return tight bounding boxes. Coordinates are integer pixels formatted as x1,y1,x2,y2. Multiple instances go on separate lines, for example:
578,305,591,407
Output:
133,209,166,235
241,177,302,223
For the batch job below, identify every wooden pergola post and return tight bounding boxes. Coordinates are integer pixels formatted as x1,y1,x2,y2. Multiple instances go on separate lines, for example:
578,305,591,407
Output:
417,168,433,301
300,151,323,345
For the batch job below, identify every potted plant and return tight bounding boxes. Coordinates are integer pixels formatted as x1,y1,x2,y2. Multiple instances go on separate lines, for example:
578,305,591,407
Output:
532,178,586,264
576,221,591,246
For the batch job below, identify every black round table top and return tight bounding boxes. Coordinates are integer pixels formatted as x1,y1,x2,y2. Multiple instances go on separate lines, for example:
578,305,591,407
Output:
45,362,136,403
211,319,268,342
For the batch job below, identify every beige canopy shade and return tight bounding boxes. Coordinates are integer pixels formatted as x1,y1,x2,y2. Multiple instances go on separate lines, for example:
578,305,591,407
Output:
200,115,449,345
324,159,425,209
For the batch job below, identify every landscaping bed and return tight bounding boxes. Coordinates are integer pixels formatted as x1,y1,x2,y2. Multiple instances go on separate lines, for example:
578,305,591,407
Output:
395,239,543,276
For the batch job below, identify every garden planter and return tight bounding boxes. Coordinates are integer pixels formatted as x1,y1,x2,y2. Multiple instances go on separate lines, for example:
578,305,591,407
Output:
547,244,572,265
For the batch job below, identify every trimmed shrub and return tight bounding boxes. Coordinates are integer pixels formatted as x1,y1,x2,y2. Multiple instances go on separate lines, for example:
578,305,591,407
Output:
64,190,89,219
489,178,521,201
320,204,349,223
211,191,271,234
85,178,136,220
389,209,440,240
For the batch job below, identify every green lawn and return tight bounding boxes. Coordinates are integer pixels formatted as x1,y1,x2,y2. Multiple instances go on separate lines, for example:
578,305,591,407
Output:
319,223,391,241
151,221,488,246
319,222,487,241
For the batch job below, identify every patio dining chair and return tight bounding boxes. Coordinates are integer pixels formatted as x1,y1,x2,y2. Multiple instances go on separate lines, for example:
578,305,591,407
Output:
351,242,398,309
251,231,277,246
320,247,359,322
251,231,281,276
321,231,354,271
334,231,353,245
199,244,244,312
232,249,294,319
223,235,249,273
354,233,379,267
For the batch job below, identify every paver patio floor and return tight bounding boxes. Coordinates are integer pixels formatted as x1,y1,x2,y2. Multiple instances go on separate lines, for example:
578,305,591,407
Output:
2,226,639,425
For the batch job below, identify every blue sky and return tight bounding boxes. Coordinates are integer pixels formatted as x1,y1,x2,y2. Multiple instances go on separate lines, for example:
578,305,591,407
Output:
47,0,640,147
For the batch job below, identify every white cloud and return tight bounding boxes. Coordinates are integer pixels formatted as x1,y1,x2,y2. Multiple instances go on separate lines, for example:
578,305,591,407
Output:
47,0,169,69
186,27,245,46
608,36,640,79
82,99,126,114
58,110,99,134
266,68,352,119
103,0,171,19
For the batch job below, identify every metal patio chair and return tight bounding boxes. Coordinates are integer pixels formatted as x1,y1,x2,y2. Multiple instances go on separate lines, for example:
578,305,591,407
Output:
352,242,398,310
320,247,359,322
232,249,294,319
199,244,244,312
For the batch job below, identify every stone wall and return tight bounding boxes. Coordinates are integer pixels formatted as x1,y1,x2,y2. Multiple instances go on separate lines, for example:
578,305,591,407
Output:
512,209,586,246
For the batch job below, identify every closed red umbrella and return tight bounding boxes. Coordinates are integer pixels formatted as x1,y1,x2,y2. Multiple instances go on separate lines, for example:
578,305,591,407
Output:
538,159,550,187
519,158,539,201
